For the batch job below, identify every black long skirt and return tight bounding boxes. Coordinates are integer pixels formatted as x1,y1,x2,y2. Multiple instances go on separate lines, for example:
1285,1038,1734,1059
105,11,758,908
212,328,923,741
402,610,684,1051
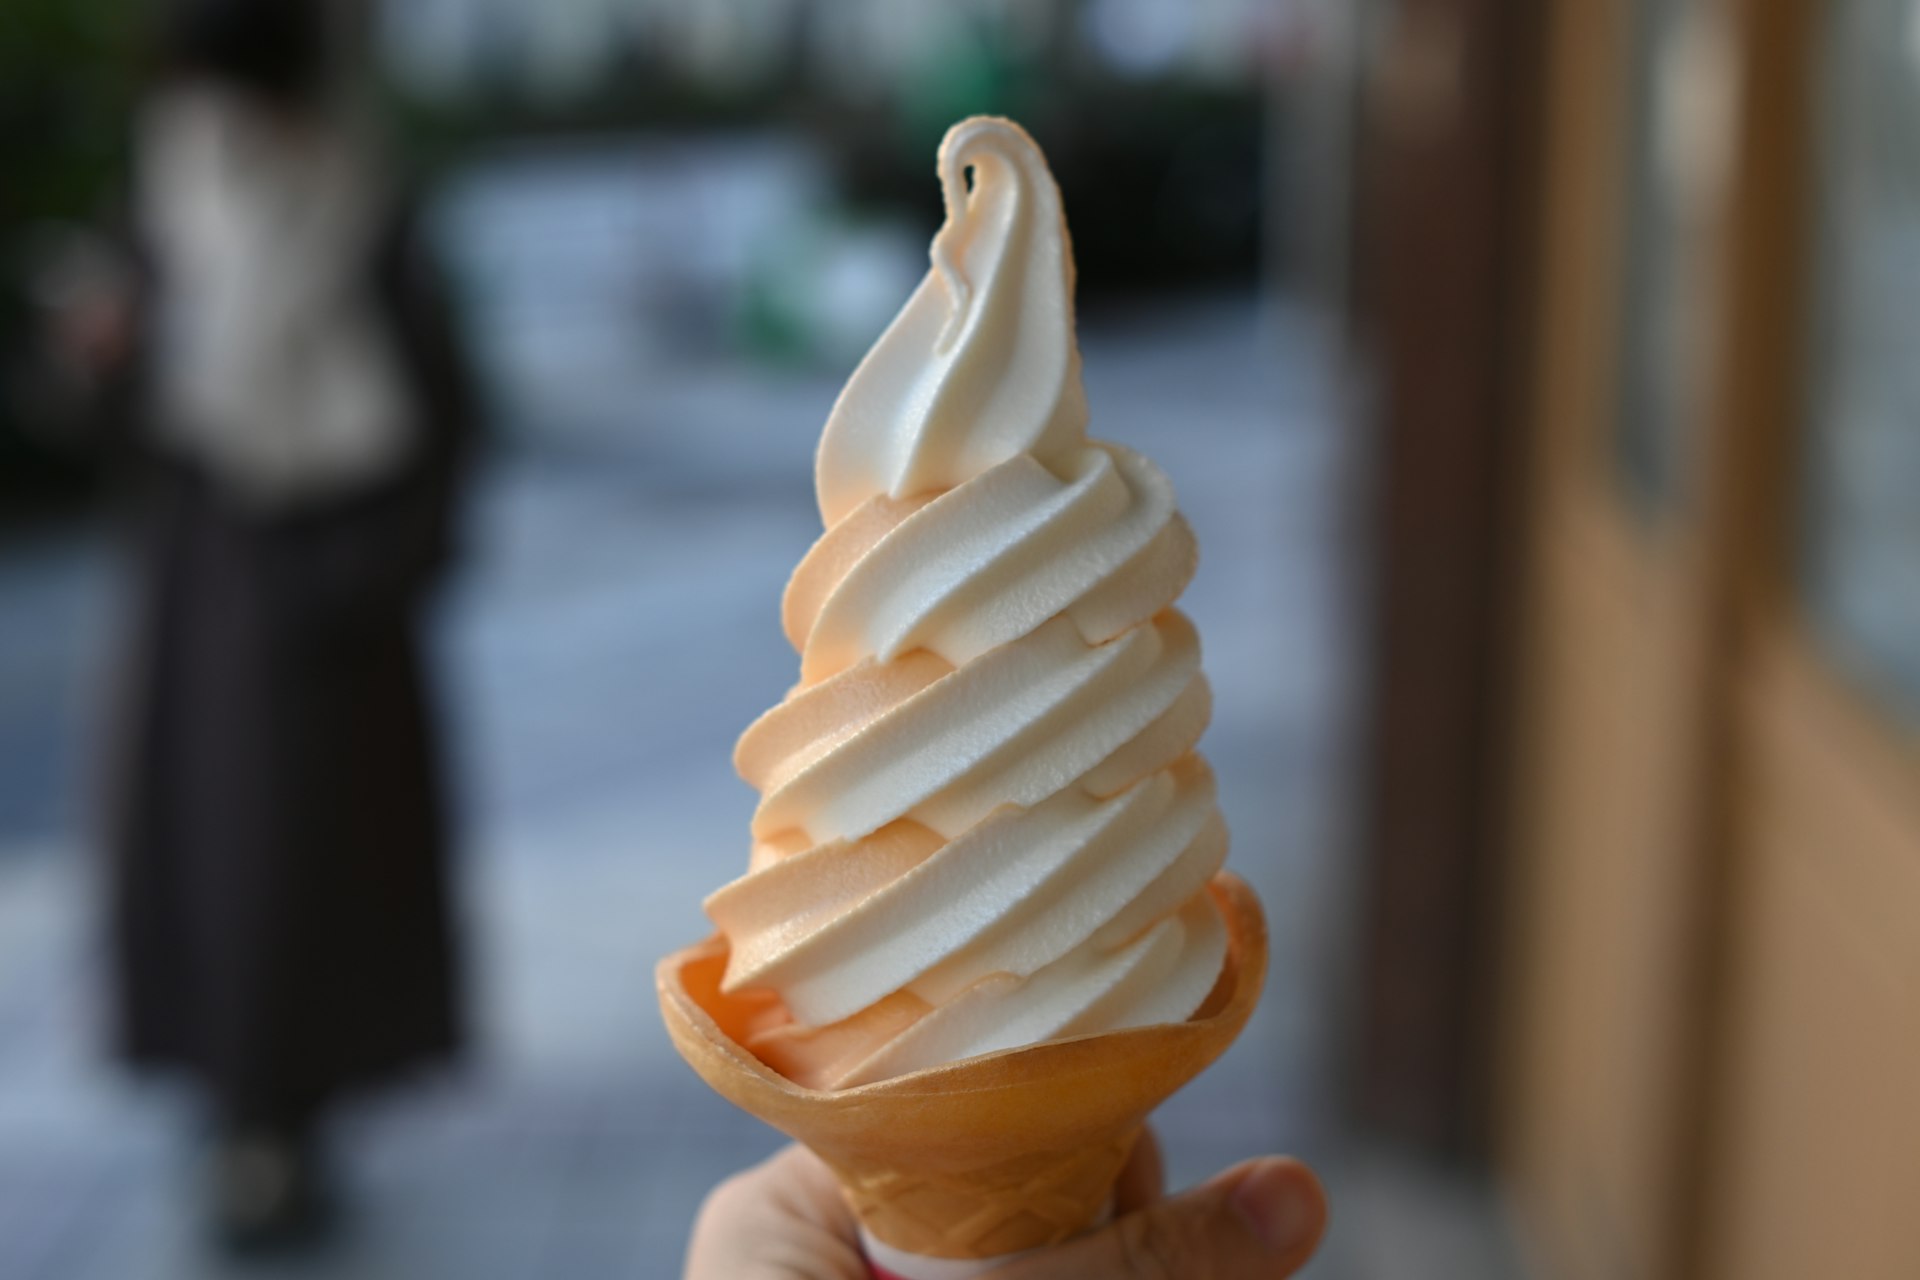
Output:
106,460,464,1126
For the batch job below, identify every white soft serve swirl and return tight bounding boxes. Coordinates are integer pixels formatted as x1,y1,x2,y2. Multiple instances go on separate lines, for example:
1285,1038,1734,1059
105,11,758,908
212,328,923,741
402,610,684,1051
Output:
707,117,1229,1091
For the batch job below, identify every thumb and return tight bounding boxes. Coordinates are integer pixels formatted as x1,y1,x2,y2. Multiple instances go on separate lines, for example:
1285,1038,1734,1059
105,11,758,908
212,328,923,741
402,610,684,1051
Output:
988,1157,1326,1280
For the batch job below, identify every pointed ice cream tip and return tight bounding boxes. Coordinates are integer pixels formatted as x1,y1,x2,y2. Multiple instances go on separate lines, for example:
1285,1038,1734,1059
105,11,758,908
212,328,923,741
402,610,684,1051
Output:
814,116,1090,527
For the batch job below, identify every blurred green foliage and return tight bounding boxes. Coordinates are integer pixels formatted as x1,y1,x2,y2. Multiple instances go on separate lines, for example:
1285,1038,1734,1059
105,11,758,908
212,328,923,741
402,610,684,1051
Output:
0,0,139,515
0,0,139,225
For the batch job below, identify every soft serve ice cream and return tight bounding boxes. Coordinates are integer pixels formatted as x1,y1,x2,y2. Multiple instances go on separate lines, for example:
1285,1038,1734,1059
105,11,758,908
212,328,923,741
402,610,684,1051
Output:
706,116,1232,1091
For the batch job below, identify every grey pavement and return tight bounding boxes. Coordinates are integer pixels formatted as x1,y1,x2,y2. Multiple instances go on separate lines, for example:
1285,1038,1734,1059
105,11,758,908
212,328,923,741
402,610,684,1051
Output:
0,138,1518,1280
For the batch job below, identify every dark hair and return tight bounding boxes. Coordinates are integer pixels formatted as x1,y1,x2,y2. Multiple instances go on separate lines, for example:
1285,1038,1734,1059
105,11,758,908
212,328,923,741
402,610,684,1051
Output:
155,0,332,105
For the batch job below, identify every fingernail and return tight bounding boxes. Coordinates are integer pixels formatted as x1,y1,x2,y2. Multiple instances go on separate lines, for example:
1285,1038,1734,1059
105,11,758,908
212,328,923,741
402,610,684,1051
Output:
1228,1161,1317,1254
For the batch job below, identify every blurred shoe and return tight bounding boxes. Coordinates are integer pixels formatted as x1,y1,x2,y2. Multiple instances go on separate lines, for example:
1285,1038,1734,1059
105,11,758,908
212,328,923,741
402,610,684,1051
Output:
207,1126,336,1255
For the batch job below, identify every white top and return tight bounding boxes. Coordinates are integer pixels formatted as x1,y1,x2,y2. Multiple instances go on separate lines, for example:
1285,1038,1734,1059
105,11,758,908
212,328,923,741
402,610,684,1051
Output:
140,87,416,510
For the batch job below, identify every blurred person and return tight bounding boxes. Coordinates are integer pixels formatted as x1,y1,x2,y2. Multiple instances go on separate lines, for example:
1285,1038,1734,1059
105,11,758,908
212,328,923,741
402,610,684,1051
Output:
48,0,474,1253
685,1133,1328,1279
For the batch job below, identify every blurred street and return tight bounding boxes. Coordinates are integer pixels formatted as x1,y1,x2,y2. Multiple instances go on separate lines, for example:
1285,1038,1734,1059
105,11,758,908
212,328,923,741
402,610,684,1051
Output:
0,133,1368,1277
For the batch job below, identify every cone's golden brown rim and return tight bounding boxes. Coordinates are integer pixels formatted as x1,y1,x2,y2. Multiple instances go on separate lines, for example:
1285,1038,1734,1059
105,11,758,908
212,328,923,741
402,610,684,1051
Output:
656,872,1267,1160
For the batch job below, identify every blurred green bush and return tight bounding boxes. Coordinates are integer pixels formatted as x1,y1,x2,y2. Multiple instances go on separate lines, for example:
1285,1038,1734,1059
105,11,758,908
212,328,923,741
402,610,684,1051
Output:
0,0,138,519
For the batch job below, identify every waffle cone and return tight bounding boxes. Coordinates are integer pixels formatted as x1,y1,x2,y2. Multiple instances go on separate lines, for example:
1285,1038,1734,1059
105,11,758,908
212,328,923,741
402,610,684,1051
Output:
657,873,1267,1261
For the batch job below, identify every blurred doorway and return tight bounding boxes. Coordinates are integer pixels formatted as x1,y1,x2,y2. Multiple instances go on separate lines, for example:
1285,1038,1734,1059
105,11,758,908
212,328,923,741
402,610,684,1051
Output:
1358,0,1920,1276
1497,1,1920,1278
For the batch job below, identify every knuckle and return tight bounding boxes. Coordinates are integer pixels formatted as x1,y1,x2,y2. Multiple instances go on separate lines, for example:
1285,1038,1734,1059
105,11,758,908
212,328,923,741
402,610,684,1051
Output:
693,1167,758,1226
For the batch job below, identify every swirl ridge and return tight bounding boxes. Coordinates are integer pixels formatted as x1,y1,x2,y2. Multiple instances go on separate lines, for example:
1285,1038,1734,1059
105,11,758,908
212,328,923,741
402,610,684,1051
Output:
710,118,1231,1090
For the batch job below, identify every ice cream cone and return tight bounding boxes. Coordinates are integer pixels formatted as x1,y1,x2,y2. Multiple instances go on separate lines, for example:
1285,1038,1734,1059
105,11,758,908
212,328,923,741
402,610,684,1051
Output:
658,872,1267,1268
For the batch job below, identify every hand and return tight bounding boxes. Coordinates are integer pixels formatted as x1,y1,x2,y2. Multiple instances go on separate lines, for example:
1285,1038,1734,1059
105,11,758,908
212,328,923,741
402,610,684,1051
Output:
684,1130,1328,1279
